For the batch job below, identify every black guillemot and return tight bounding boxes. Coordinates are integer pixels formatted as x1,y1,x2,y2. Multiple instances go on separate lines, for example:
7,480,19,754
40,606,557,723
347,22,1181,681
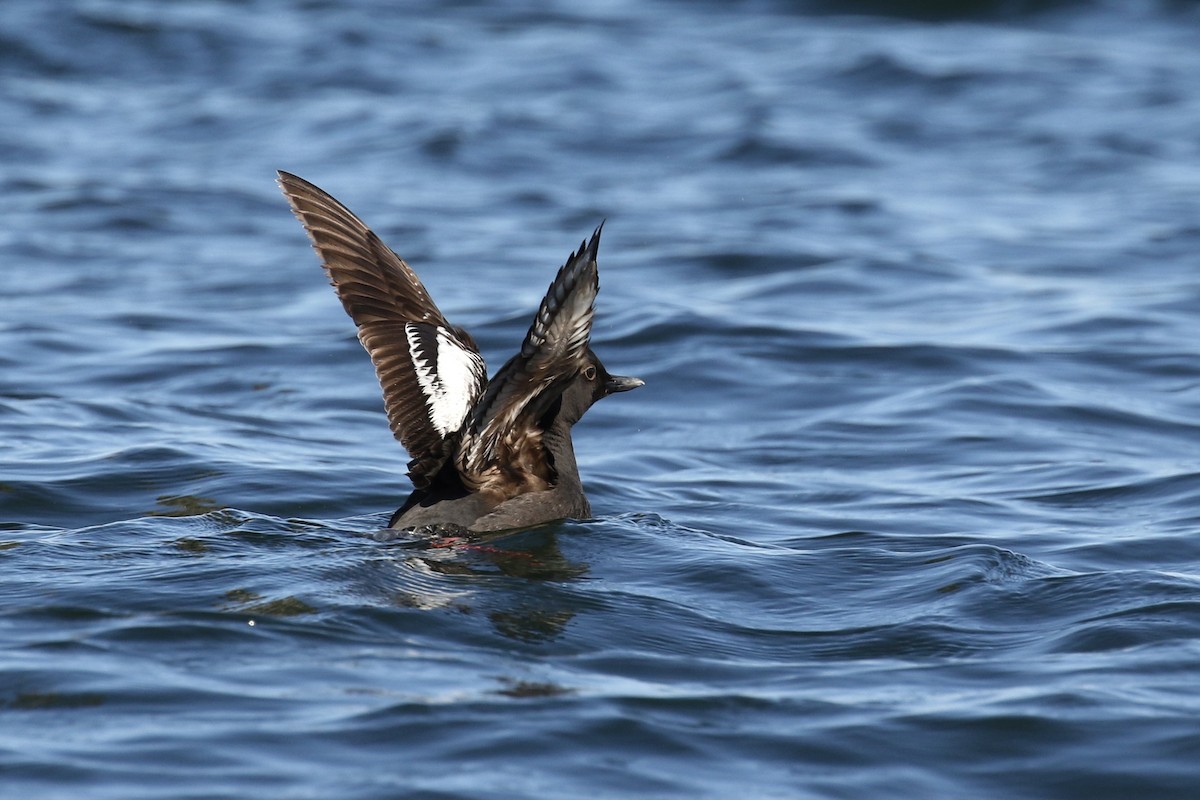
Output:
278,172,643,533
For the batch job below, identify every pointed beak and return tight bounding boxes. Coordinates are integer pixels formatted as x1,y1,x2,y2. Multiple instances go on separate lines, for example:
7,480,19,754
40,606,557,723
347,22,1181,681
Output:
605,374,645,395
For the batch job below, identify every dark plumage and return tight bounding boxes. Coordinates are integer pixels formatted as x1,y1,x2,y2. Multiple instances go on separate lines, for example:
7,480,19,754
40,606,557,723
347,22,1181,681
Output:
278,172,643,533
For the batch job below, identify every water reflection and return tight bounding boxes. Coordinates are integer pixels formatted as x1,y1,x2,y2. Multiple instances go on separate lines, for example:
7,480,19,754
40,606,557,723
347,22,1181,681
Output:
391,526,588,641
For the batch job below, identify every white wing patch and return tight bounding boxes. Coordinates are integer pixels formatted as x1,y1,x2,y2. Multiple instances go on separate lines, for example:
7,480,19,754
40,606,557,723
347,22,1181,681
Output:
405,323,485,437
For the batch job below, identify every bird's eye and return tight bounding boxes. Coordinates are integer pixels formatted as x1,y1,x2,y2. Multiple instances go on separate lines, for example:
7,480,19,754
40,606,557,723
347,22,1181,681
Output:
584,366,597,381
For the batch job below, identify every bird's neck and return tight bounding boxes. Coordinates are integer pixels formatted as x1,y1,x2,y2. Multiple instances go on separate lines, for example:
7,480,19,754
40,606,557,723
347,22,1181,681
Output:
543,420,582,488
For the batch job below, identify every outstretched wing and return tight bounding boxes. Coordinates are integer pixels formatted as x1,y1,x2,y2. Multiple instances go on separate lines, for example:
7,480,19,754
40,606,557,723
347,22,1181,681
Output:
457,224,602,495
277,171,486,486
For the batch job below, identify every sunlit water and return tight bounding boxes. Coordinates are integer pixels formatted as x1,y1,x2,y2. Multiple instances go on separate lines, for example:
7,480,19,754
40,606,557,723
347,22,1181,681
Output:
3,1,1200,797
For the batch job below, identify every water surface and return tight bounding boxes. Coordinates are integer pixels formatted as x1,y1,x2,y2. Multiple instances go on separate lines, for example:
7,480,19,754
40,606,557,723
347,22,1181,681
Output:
3,1,1200,797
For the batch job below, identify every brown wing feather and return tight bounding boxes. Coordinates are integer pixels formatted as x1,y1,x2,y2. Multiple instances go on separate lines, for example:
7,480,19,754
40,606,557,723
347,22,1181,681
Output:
457,224,602,497
278,171,487,486
278,172,444,324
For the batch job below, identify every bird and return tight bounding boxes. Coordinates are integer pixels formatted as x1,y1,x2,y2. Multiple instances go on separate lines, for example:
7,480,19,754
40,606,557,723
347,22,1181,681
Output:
277,171,643,534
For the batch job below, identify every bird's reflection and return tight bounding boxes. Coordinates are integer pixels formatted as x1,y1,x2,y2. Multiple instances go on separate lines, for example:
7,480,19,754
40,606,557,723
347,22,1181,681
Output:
383,524,588,641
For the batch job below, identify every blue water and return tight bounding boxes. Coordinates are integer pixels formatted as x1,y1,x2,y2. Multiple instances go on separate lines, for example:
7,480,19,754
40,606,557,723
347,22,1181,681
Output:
4,1,1200,797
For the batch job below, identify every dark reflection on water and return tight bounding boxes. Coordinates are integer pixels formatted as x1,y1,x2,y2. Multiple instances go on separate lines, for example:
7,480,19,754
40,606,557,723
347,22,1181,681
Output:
4,0,1200,797
390,527,590,641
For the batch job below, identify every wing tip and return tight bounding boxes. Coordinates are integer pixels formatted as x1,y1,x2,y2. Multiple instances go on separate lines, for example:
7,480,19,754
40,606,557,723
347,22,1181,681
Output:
275,169,309,198
590,219,605,256
276,170,327,222
575,219,605,266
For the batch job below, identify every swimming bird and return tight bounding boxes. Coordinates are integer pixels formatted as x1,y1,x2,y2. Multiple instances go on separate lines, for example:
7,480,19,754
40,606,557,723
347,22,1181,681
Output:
277,172,643,533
